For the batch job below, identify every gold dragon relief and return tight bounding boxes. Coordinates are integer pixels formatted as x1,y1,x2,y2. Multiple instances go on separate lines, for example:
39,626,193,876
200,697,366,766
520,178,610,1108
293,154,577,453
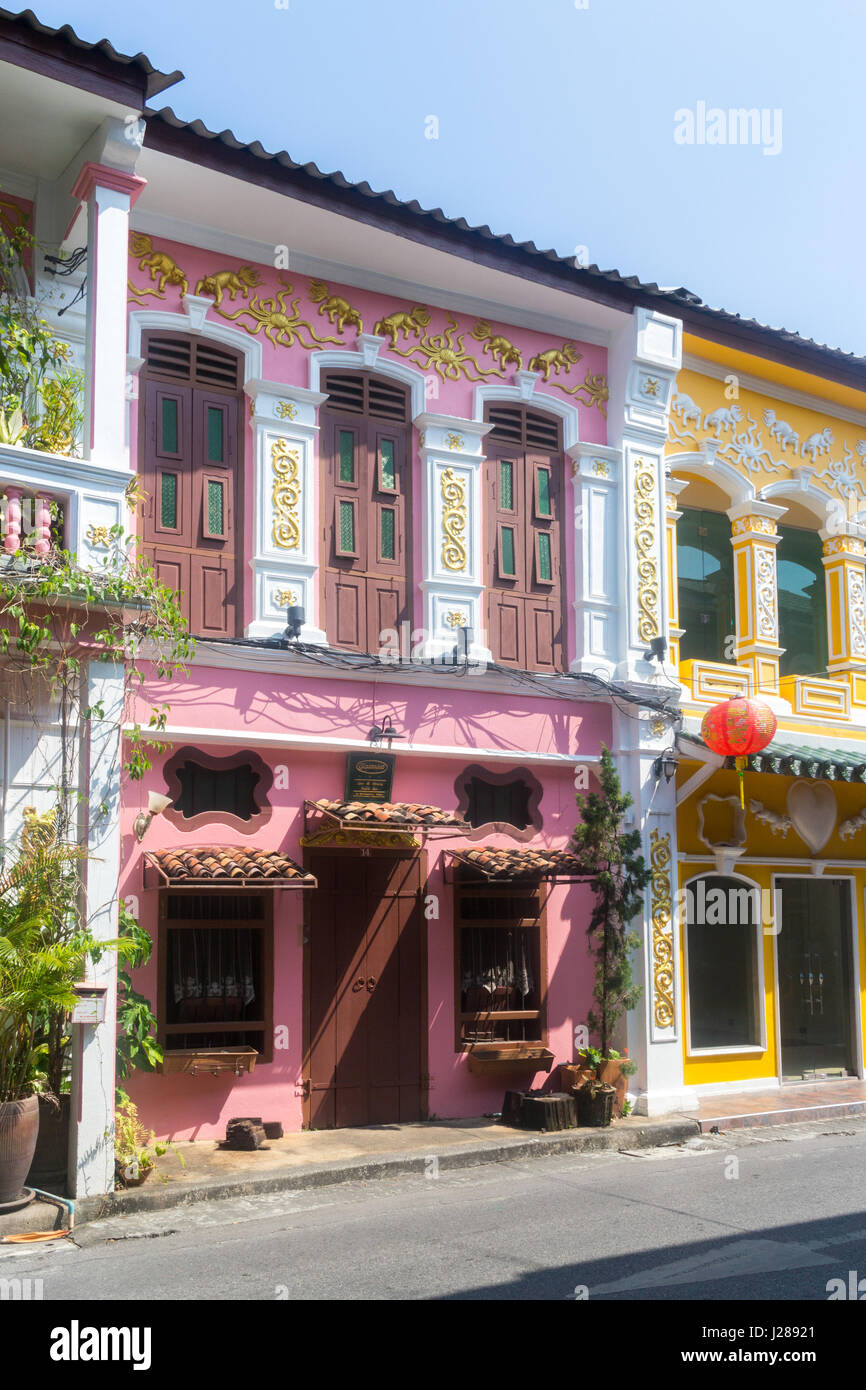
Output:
525,341,609,415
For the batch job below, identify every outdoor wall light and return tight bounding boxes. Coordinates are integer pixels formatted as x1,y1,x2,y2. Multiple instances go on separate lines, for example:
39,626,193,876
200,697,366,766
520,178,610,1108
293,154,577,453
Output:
652,750,679,784
367,715,404,749
644,636,667,664
285,605,305,640
447,625,473,665
133,790,173,842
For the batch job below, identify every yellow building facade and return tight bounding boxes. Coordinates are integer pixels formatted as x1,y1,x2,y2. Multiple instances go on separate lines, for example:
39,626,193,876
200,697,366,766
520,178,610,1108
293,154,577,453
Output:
667,336,866,1096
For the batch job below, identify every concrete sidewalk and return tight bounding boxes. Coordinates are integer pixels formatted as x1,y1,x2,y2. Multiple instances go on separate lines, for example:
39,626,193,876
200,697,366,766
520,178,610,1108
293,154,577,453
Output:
62,1113,699,1227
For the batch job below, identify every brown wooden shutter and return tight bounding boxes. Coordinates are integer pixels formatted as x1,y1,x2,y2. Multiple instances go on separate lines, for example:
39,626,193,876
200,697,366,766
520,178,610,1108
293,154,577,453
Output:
484,404,565,672
321,372,411,653
139,332,242,639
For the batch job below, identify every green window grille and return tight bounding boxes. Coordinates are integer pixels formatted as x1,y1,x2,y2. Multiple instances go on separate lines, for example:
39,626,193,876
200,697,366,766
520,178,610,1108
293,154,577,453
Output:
160,472,178,529
500,460,514,511
207,480,224,536
778,525,828,678
537,532,552,581
677,507,735,664
380,439,396,490
161,397,178,454
339,430,355,483
500,526,516,576
381,508,395,560
339,499,355,553
536,469,551,517
207,407,224,463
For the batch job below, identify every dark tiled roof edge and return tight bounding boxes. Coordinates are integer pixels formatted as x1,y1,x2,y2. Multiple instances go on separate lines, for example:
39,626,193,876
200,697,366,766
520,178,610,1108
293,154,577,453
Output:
142,105,866,387
0,6,183,98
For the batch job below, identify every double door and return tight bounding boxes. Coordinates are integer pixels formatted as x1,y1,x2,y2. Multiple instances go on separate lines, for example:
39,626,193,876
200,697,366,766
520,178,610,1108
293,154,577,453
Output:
777,878,856,1079
305,852,424,1128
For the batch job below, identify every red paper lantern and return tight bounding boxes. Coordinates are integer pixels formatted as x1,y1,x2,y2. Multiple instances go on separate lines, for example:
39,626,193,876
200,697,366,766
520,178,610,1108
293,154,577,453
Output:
701,697,777,807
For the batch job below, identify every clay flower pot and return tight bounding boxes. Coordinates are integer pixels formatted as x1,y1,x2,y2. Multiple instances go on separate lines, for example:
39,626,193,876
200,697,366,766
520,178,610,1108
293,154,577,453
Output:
0,1094,40,1207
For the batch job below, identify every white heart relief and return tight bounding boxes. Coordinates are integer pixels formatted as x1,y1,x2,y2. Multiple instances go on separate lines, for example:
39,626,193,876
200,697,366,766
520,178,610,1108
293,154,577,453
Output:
786,780,837,854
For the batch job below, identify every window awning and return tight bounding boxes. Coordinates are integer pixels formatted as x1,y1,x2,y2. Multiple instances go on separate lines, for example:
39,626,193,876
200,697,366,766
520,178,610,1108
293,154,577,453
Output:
145,846,317,889
304,799,470,837
680,731,866,783
445,846,590,883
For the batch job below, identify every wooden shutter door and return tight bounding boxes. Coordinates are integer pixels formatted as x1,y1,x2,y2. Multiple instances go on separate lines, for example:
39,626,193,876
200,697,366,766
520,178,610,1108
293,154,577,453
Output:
141,378,193,606
486,447,526,669
366,420,407,652
190,389,238,639
524,453,563,672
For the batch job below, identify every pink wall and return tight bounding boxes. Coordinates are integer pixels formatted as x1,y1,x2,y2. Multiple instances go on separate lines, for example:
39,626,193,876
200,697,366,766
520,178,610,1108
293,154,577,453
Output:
123,668,609,1139
127,233,608,654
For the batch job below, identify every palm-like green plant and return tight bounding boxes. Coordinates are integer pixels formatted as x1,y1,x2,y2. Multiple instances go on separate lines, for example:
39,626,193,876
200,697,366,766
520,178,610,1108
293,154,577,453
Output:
0,835,118,1103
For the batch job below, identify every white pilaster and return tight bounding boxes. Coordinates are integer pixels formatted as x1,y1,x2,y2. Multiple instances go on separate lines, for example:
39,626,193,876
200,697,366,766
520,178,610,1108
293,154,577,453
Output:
67,661,124,1196
567,442,621,678
414,412,492,662
244,379,328,642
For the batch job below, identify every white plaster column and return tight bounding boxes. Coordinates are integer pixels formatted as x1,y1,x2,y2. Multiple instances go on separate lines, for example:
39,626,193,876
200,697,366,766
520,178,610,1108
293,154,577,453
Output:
613,706,689,1116
567,442,621,679
414,412,492,662
67,661,124,1197
69,162,145,470
607,308,682,683
244,379,328,642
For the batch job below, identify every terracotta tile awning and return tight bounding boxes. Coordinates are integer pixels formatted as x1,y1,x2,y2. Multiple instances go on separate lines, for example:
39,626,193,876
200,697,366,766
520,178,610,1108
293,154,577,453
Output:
446,847,591,883
146,846,317,888
305,799,470,836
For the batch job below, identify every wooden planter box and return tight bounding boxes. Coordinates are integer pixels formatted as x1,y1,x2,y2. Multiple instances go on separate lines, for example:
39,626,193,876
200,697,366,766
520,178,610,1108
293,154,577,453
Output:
160,1047,258,1077
466,1046,554,1078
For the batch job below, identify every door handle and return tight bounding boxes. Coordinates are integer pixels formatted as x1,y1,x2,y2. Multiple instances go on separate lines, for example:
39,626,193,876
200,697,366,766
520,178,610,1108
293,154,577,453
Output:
352,977,365,992
366,976,377,992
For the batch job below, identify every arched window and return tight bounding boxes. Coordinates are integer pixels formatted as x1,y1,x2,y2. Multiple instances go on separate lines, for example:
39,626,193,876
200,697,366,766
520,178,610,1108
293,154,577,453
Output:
684,874,762,1051
777,519,827,678
675,477,735,664
320,370,411,653
138,332,242,638
483,404,565,672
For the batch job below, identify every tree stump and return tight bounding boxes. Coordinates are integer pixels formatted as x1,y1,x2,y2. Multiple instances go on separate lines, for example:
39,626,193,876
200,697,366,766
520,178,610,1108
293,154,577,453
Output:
518,1092,577,1131
225,1117,267,1150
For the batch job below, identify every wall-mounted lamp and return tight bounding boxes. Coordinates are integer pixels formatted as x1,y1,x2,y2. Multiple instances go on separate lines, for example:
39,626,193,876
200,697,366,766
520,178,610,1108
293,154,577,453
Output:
285,605,305,641
368,715,404,749
652,749,679,784
133,790,173,842
447,625,473,665
644,636,667,664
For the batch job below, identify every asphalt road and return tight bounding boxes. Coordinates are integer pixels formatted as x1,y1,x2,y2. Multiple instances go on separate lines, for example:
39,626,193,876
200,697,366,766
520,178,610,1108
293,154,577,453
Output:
5,1116,866,1301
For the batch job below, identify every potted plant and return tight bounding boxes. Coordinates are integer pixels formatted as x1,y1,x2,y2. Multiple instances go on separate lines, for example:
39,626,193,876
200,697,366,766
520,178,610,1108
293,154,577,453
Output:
597,1048,638,1116
0,834,101,1207
114,1098,185,1188
570,747,651,1127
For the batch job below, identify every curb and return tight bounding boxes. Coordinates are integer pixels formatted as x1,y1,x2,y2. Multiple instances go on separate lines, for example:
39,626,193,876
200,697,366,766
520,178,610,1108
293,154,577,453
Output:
74,1116,700,1226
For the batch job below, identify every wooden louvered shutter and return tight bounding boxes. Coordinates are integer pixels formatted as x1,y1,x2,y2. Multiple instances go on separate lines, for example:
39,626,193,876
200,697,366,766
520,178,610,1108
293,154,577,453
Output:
139,332,242,638
321,372,411,653
484,404,565,672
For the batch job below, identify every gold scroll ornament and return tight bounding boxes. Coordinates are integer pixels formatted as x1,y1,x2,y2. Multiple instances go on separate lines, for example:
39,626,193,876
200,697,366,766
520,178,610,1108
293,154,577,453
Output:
634,457,660,643
272,439,301,550
441,468,468,572
650,828,675,1030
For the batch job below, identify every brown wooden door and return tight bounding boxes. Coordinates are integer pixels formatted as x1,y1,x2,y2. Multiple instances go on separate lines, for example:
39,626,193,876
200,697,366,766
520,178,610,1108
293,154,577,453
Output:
321,373,410,653
485,443,564,671
306,852,424,1128
139,334,241,638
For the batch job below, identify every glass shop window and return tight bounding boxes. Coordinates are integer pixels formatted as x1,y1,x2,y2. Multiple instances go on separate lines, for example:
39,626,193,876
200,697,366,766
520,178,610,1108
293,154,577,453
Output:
777,525,828,678
685,875,761,1050
455,886,544,1047
677,507,735,663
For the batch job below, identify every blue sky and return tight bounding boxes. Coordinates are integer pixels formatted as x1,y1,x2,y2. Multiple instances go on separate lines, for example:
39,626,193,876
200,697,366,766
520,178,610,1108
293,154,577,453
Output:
31,0,866,355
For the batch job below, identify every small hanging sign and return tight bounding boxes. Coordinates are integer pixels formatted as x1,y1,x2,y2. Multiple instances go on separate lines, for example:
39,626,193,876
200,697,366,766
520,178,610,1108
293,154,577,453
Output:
345,751,395,803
